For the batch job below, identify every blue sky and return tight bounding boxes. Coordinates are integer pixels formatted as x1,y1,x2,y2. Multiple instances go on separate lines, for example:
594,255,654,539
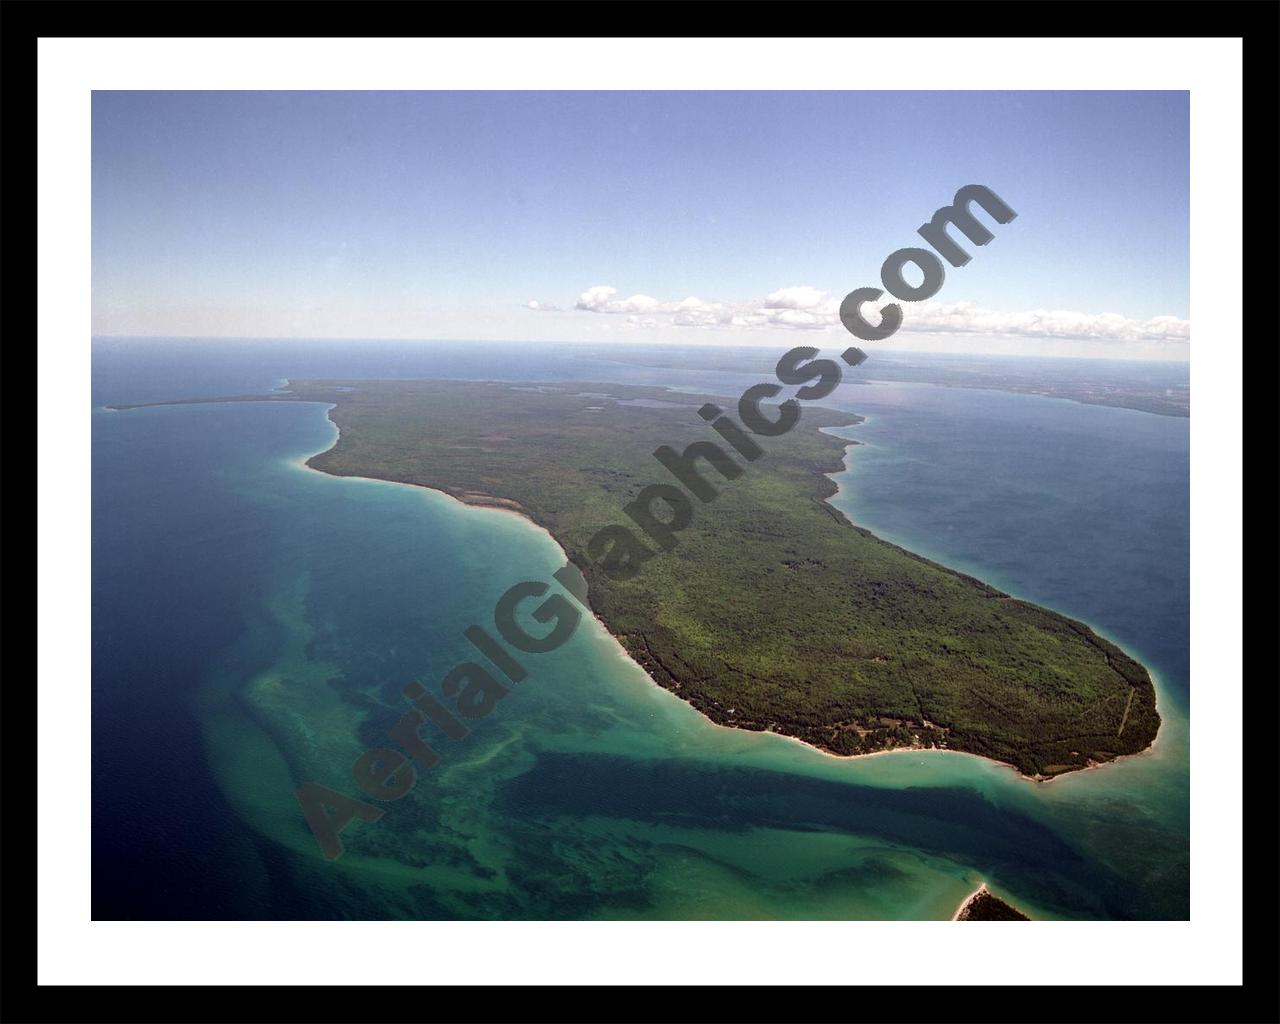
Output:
93,91,1189,358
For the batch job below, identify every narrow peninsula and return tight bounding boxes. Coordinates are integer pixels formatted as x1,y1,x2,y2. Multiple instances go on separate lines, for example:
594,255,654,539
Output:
112,378,1161,778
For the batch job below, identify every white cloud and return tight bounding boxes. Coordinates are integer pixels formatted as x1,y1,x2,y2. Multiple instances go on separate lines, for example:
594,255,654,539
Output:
552,283,1189,345
575,285,664,314
763,285,831,311
672,297,731,328
901,301,1191,343
526,299,560,311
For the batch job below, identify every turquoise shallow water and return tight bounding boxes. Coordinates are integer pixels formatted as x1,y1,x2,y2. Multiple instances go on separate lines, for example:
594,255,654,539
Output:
92,341,1188,920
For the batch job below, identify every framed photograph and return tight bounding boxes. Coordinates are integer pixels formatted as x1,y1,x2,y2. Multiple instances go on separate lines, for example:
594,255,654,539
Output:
12,2,1276,1019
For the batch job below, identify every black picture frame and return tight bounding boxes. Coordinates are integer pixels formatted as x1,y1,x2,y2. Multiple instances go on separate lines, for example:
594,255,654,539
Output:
6,2,1276,1021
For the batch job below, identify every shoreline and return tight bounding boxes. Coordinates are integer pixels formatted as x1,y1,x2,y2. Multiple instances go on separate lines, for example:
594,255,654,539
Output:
760,698,1164,785
952,883,988,921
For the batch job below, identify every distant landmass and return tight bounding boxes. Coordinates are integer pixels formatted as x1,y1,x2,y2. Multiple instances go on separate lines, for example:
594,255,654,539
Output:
588,348,1190,417
112,378,1161,778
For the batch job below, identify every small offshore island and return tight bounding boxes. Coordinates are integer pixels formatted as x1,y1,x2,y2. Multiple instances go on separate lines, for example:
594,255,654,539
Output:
954,885,1030,921
113,378,1160,779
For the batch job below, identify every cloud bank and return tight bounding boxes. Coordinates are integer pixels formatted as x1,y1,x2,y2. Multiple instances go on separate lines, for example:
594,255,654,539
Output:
527,285,1189,345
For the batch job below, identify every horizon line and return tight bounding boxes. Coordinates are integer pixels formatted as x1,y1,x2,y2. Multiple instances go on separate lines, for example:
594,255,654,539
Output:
89,334,1191,363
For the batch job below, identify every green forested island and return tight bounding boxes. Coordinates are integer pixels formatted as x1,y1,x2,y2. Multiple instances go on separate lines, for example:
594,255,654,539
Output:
114,378,1160,778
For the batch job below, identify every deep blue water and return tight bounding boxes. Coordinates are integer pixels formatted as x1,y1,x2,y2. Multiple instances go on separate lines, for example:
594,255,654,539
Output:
92,339,1189,920
826,381,1189,709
